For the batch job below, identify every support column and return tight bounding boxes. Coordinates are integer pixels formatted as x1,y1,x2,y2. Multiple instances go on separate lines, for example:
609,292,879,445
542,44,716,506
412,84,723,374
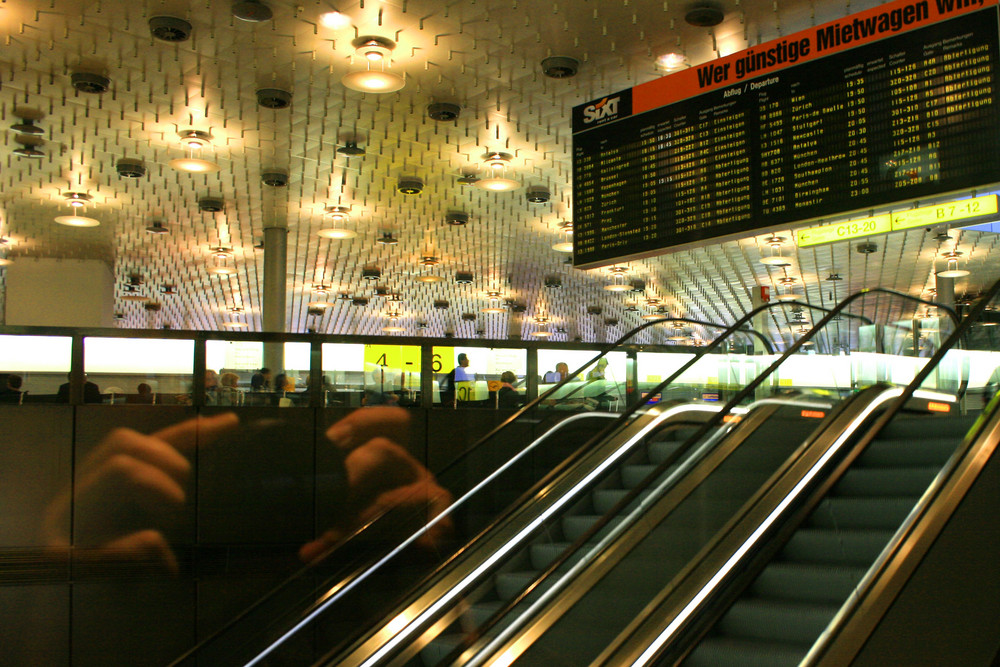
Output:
262,225,287,374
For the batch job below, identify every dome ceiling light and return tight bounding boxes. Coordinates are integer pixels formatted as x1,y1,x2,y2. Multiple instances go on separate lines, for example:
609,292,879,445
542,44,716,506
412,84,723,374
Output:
342,36,405,93
55,192,99,227
604,266,631,292
337,140,366,157
474,152,519,191
146,221,170,234
760,235,791,266
10,117,44,135
482,291,506,314
208,247,236,275
937,250,970,278
169,130,220,173
552,221,574,252
318,205,357,238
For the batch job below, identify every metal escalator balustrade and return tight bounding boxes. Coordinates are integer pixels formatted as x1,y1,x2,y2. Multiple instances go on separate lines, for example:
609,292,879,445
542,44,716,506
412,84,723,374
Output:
595,280,999,666
450,288,964,666
678,409,979,667
327,402,741,667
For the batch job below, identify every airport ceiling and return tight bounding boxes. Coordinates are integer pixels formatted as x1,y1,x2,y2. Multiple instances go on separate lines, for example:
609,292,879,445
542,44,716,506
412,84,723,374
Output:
1,0,999,345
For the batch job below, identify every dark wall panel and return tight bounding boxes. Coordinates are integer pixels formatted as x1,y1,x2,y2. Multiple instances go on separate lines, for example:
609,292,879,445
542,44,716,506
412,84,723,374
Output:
198,407,316,545
0,406,73,547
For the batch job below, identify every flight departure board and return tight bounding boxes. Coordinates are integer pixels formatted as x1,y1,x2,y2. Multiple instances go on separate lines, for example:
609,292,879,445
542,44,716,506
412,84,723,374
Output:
572,0,1000,268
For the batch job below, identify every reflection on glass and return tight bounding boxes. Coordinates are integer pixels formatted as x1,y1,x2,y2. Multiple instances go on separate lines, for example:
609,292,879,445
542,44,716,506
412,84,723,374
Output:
84,337,194,405
205,340,312,407
539,349,627,411
0,334,72,404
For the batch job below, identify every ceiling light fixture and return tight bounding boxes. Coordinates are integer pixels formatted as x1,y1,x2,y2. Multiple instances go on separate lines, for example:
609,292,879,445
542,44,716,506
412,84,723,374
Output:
146,221,170,234
532,316,553,337
318,205,356,238
474,152,519,191
342,36,405,93
760,235,791,266
937,250,970,278
222,320,249,329
482,291,506,314
55,192,99,227
319,11,352,29
169,130,220,172
208,247,236,275
552,221,574,252
604,266,631,291
642,307,669,321
376,232,398,245
119,285,147,301
337,141,366,157
10,118,44,135
655,52,688,72
12,144,44,159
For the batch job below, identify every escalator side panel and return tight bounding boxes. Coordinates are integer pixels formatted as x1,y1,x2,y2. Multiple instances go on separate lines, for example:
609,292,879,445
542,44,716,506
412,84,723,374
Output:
836,425,1000,667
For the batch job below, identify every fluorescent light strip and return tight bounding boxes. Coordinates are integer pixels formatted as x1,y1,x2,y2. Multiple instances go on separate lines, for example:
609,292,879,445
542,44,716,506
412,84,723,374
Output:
356,404,722,667
248,412,616,665
629,388,917,666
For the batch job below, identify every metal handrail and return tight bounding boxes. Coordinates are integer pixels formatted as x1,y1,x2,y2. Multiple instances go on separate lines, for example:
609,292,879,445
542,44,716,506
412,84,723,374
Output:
435,287,957,666
170,315,769,664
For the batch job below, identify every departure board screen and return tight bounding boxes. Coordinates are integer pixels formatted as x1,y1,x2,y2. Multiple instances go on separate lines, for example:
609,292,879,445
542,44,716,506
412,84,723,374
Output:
572,1,1000,268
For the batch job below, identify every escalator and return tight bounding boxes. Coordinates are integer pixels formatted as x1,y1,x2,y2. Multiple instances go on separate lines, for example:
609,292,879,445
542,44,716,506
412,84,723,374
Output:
326,288,984,667
171,315,780,666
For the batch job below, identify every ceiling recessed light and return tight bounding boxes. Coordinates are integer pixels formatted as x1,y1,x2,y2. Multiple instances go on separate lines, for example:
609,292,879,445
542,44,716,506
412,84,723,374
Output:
655,52,688,71
222,321,249,328
552,241,574,253
319,11,352,29
416,274,443,283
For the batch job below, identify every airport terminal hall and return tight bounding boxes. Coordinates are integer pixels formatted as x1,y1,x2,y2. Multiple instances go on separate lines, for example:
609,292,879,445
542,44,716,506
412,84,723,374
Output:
2,0,1000,664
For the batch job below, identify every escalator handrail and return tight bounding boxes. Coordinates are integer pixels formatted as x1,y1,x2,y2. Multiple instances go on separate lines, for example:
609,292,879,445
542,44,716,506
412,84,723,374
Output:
172,317,755,663
447,288,958,666
604,284,989,665
804,275,1000,665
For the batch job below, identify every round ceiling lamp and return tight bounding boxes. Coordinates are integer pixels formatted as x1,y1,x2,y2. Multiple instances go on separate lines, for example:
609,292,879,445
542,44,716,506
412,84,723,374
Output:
760,235,791,266
208,247,236,275
319,11,352,29
342,36,405,93
937,251,970,278
552,220,574,252
169,130,220,172
416,274,443,283
474,152,519,191
55,192,99,226
604,266,631,292
222,320,249,329
318,205,357,238
482,291,506,314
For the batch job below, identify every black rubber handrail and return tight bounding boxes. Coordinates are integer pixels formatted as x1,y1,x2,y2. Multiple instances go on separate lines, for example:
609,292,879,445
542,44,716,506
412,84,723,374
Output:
434,287,957,666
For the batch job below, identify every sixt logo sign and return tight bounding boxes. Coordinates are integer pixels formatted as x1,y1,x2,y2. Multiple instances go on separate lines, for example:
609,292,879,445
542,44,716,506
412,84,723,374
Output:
573,89,631,133
583,96,621,123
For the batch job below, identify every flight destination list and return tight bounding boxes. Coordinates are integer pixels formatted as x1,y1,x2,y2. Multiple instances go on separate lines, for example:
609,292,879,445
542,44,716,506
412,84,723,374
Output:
572,6,1000,268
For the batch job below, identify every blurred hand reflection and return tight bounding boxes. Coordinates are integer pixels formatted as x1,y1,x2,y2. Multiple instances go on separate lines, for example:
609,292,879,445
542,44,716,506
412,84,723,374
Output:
43,407,452,572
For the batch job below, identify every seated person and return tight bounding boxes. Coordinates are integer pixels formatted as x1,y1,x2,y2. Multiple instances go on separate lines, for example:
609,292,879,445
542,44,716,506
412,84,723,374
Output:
217,373,243,406
0,374,24,403
497,371,521,409
56,374,103,403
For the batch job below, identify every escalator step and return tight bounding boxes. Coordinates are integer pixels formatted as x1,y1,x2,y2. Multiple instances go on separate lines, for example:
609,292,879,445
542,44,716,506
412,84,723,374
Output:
683,637,806,667
592,487,653,514
561,514,626,541
749,563,867,603
528,541,572,570
832,466,941,496
420,633,462,667
715,599,841,645
648,440,685,464
780,528,895,565
858,437,958,467
621,464,660,488
807,496,916,530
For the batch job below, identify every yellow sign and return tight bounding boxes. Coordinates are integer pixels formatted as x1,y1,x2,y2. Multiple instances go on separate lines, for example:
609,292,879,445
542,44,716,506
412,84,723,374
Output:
891,194,998,231
456,381,477,401
796,195,998,248
487,380,502,392
364,344,421,371
797,214,891,247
